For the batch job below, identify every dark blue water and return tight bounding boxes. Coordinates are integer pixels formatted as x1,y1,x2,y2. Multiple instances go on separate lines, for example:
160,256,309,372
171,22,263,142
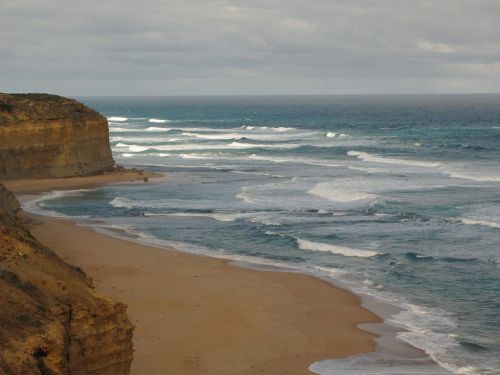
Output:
30,95,500,374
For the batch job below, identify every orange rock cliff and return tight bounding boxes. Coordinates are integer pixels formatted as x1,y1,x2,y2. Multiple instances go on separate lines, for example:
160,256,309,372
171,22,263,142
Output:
0,185,134,374
0,94,134,374
0,93,114,179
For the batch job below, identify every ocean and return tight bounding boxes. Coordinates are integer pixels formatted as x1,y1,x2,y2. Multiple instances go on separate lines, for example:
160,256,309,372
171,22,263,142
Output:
27,95,500,374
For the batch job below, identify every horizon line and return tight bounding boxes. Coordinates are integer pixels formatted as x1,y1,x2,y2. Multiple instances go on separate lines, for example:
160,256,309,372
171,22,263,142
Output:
67,92,500,98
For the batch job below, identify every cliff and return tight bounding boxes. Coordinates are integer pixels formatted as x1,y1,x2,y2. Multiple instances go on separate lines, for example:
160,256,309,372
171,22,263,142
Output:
0,93,114,179
0,184,134,374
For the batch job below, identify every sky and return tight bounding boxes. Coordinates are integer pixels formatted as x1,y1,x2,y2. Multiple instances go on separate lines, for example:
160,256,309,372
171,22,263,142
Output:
1,0,500,96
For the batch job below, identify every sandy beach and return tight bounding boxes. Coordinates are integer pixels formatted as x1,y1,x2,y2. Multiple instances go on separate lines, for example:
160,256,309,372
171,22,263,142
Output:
3,170,161,195
8,175,381,375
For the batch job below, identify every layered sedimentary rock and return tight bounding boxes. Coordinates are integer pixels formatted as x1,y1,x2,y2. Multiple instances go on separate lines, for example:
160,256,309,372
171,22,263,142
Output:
0,93,114,179
0,184,134,374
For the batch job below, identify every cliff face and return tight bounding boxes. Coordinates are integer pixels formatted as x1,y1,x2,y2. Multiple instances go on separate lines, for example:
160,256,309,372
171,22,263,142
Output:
0,184,134,375
0,93,114,179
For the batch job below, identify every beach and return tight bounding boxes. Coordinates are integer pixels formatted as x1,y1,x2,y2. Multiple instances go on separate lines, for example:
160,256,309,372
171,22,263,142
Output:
7,174,381,375
3,170,161,195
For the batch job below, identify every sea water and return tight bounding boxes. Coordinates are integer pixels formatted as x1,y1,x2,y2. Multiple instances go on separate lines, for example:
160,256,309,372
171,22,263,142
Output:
28,95,500,374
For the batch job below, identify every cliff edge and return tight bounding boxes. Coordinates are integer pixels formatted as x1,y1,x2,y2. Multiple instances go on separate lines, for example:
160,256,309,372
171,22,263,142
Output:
0,184,134,374
0,93,114,179
0,94,133,374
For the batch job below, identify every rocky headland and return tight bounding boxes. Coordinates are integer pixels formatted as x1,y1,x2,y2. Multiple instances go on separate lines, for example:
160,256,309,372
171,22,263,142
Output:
0,93,114,179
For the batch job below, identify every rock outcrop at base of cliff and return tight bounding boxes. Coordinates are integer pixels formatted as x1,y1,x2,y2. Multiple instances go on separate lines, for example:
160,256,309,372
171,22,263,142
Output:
0,93,114,179
0,184,134,375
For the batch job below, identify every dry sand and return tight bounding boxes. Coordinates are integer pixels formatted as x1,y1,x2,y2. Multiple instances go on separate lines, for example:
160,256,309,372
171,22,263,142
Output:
8,174,381,375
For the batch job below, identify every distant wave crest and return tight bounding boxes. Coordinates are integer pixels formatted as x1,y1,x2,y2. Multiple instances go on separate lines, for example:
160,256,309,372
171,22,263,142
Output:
107,116,128,122
149,118,169,123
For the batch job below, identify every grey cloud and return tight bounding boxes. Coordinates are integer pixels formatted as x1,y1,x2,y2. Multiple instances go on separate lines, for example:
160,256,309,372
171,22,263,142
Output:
1,0,500,95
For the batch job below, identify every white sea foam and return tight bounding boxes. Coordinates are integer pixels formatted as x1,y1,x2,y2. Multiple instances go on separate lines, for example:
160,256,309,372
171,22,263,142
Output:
347,166,388,174
248,154,344,168
145,212,259,222
146,212,242,222
442,168,500,182
109,197,138,209
228,141,300,149
387,303,468,375
232,170,284,178
115,142,300,152
236,187,258,205
235,188,286,213
308,181,378,203
149,118,169,123
182,132,244,140
248,215,282,226
326,132,337,138
296,238,381,257
347,151,440,168
181,131,314,141
109,127,143,132
310,351,451,374
121,153,135,158
107,116,128,122
128,145,151,152
308,265,477,375
460,218,500,229
145,126,172,132
111,136,182,143
241,125,296,132
109,125,226,133
145,211,282,226
177,153,211,159
174,153,240,162
264,230,280,236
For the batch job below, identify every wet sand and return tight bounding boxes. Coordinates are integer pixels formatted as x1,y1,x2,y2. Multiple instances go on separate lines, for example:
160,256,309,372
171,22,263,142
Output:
2,170,161,195
8,174,381,374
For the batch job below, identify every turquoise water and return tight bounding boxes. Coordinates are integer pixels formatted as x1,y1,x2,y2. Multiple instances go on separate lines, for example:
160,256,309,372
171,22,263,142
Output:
31,95,500,374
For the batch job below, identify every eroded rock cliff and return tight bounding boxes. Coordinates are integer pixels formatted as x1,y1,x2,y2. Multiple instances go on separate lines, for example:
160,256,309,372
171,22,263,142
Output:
0,184,134,374
0,93,114,179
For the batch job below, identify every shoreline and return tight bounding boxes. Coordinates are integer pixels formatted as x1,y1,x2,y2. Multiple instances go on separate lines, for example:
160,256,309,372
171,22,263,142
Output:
4,173,433,374
2,170,163,195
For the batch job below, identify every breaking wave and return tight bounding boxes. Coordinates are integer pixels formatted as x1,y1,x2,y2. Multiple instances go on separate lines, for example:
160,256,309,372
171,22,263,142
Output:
347,151,440,168
109,197,139,209
107,116,128,122
307,181,378,204
149,118,169,123
145,127,172,132
442,169,500,182
296,238,382,257
460,218,500,229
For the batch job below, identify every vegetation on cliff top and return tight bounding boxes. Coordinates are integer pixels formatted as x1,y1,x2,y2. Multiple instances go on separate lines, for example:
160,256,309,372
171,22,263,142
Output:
0,93,102,125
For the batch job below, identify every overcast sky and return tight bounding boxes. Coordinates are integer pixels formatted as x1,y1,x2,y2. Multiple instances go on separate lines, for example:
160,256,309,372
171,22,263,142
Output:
1,0,500,95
